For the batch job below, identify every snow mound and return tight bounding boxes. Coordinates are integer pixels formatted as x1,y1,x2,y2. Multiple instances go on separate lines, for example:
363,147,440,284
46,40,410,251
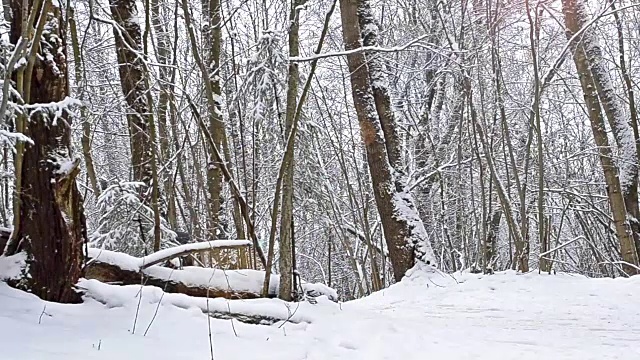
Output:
0,252,26,281
1,270,639,359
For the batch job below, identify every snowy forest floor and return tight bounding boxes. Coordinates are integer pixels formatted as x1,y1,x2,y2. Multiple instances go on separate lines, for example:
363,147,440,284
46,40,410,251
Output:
1,269,638,360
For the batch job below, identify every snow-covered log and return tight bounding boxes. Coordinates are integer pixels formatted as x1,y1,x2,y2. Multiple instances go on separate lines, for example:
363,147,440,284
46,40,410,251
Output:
85,248,338,301
77,279,339,326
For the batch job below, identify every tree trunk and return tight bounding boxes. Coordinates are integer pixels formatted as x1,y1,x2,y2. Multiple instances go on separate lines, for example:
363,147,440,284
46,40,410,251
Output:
484,209,501,274
202,0,225,240
609,0,640,257
562,0,639,274
151,0,177,229
5,1,86,303
109,0,154,188
358,1,401,169
572,0,640,261
277,0,303,301
340,0,436,281
68,8,100,198
110,0,163,251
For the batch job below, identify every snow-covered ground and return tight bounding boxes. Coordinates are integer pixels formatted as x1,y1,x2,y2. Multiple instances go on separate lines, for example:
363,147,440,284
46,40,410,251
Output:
1,269,638,359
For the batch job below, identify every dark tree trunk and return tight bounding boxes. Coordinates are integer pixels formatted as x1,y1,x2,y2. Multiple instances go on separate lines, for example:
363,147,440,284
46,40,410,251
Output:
109,0,154,187
5,2,86,303
562,0,639,274
340,0,436,281
110,0,164,251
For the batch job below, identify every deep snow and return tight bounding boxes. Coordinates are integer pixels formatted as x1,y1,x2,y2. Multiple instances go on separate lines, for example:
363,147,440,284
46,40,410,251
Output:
1,268,638,359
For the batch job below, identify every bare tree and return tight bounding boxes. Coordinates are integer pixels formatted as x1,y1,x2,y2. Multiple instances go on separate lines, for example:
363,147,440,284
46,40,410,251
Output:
339,0,436,281
561,0,639,274
109,0,163,251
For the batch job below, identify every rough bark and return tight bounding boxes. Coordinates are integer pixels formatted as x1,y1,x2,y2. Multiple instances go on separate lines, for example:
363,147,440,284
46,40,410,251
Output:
575,0,640,260
609,0,640,256
562,0,639,274
110,0,164,251
340,0,436,281
5,1,86,303
358,0,401,168
109,0,154,188
359,1,438,269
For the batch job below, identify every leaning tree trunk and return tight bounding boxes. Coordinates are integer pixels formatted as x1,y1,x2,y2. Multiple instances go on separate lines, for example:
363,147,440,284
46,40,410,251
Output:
569,0,640,259
609,0,640,257
4,0,86,303
357,0,401,168
340,0,436,281
562,0,639,274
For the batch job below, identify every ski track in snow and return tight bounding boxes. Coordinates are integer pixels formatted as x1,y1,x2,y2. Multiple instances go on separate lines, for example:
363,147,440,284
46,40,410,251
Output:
0,270,638,359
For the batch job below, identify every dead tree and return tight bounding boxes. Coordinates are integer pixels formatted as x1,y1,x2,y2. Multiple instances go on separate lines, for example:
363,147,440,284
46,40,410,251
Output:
4,0,86,303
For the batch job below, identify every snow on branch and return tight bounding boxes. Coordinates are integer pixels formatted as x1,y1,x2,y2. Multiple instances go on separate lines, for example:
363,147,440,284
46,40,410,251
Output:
22,96,83,124
538,2,640,94
88,241,251,271
289,33,452,62
139,240,252,269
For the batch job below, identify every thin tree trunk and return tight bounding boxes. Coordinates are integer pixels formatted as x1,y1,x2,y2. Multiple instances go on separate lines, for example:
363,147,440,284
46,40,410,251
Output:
484,208,501,273
276,0,304,301
202,0,225,240
524,0,546,273
110,0,162,251
69,7,100,198
150,0,177,229
179,0,266,269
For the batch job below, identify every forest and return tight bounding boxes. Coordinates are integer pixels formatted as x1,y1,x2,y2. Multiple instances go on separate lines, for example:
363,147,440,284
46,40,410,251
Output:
1,0,640,307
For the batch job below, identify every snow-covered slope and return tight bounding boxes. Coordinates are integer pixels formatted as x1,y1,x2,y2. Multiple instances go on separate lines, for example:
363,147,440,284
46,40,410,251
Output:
1,269,638,359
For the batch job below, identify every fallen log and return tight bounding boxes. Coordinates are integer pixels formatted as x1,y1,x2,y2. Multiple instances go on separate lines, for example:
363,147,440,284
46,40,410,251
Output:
85,260,264,299
85,247,338,302
77,278,336,326
86,247,272,300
